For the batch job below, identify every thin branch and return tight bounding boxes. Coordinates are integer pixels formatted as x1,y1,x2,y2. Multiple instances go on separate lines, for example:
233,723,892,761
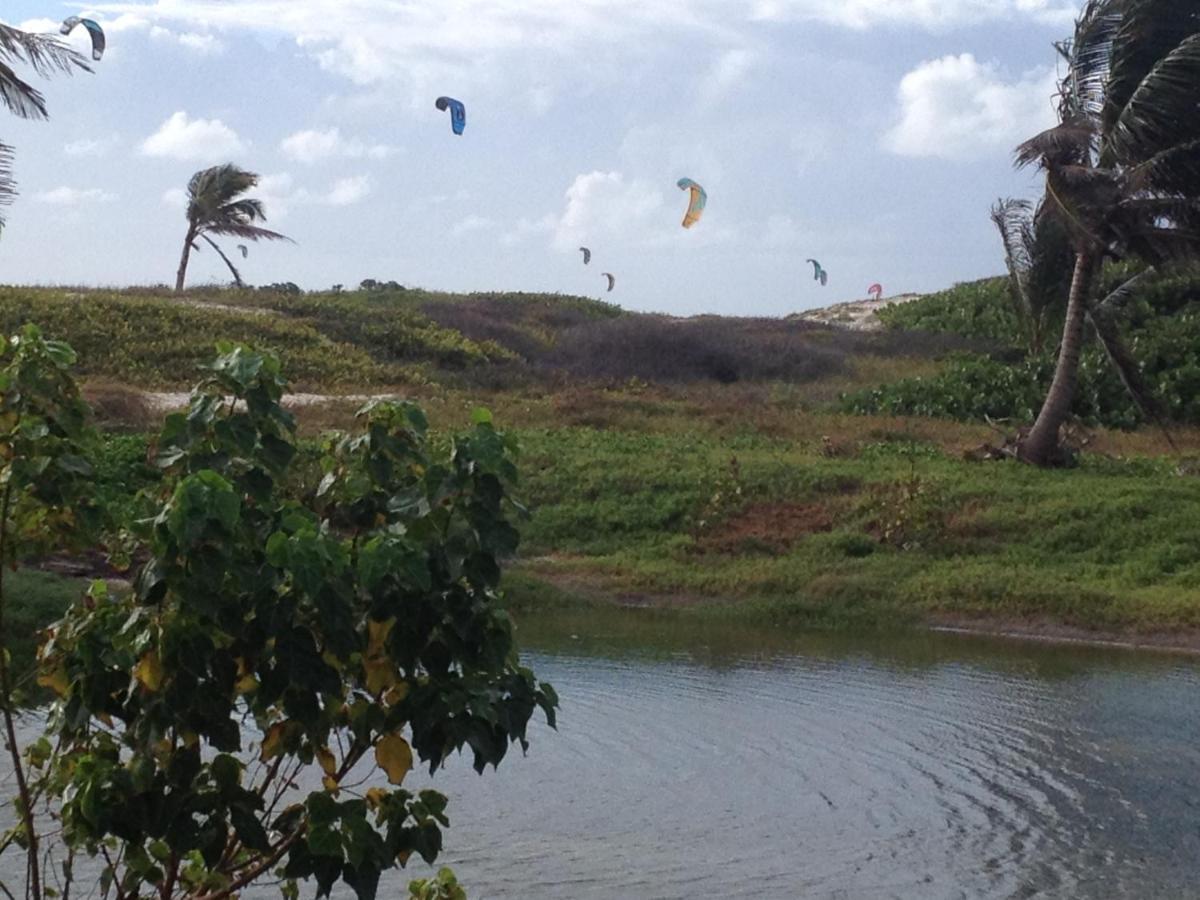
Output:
192,828,303,900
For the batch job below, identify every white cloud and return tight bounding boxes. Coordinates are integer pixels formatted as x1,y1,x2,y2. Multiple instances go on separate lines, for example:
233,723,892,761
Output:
698,48,757,106
34,186,116,206
452,215,496,237
749,0,1076,28
279,128,395,164
225,172,370,218
14,18,61,34
149,25,224,54
325,175,371,206
760,213,810,249
141,111,245,161
63,135,120,157
87,0,1073,91
884,54,1057,160
501,214,557,247
161,187,187,208
553,171,665,252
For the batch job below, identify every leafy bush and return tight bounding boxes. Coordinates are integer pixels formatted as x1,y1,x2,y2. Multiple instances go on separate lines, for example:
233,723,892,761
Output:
0,288,391,387
877,278,1021,346
544,316,851,383
861,269,1200,428
22,343,556,900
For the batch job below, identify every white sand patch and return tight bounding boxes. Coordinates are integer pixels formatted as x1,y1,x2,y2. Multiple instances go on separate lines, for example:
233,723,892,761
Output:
793,293,923,332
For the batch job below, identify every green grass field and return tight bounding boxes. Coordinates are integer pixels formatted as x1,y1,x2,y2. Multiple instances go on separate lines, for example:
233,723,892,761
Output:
9,279,1200,645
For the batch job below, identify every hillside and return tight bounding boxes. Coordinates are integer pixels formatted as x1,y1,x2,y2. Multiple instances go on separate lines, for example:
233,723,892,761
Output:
0,284,974,393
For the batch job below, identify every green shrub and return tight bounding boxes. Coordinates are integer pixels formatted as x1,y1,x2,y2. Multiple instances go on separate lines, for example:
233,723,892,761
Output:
877,278,1021,346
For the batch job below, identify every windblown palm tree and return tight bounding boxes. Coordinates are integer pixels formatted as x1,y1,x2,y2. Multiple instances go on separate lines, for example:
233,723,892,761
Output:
175,164,291,292
1015,0,1200,465
0,24,91,234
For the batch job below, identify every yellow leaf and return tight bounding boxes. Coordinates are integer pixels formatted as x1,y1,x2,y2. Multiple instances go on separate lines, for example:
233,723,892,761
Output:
366,787,388,810
36,667,69,697
322,775,340,794
367,618,395,655
235,674,258,695
375,733,413,785
317,746,337,776
260,722,286,762
364,656,397,695
134,652,163,692
384,682,410,707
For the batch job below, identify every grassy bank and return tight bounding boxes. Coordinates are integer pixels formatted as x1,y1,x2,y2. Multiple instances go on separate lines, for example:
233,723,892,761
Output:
501,420,1200,637
9,282,1200,644
39,384,1200,645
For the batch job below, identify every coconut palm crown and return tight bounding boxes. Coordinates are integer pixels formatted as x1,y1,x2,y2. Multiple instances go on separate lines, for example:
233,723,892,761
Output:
0,24,91,234
175,164,292,291
1015,0,1200,464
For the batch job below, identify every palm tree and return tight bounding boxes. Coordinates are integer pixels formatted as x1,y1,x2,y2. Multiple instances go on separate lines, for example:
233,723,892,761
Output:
0,24,91,234
175,164,291,292
1015,0,1200,465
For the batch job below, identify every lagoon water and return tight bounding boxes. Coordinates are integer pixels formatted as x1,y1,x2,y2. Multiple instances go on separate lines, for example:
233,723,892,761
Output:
399,609,1200,899
7,609,1199,899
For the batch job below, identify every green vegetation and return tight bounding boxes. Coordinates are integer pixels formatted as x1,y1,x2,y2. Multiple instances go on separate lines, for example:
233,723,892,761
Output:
0,284,962,392
8,276,1199,644
0,286,503,388
503,425,1200,634
846,271,1200,430
6,570,86,684
50,380,1200,642
1,336,554,900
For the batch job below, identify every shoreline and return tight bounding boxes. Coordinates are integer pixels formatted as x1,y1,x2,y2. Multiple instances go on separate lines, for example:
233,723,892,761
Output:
508,569,1200,657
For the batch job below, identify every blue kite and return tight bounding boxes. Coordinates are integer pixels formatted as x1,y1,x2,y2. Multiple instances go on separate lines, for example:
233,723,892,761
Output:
435,96,466,135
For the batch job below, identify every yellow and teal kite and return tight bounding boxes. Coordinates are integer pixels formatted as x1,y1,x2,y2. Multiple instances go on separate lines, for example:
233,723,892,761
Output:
676,178,706,229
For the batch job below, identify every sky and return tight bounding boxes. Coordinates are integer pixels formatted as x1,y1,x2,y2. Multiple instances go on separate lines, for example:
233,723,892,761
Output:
0,0,1074,316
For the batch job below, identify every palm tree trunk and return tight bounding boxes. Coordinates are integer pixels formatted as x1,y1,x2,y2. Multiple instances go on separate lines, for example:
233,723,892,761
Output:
1019,252,1096,465
201,235,245,288
175,224,197,293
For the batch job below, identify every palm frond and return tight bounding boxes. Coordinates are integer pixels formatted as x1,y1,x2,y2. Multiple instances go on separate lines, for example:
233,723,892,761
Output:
1105,31,1200,165
0,140,13,233
991,198,1034,311
1124,225,1200,263
0,24,91,79
217,198,267,224
1124,139,1200,195
1102,0,1200,139
0,60,47,120
1015,121,1096,169
203,223,294,243
1087,269,1176,447
1058,0,1123,119
187,164,259,205
1025,200,1075,320
1091,266,1157,314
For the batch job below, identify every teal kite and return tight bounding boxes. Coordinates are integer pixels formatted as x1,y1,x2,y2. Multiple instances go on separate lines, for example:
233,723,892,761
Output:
60,16,105,61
